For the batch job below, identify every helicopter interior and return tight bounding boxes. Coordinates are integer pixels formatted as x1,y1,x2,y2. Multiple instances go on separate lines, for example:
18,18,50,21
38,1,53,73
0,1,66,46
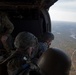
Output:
0,0,58,75
0,0,57,39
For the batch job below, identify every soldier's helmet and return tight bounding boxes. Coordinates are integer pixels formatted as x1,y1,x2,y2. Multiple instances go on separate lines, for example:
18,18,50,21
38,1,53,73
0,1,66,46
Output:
37,48,71,75
40,32,54,42
14,32,38,49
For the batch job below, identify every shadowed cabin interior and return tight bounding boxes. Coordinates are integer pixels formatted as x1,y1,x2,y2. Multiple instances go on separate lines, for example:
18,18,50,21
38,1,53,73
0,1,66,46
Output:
0,0,58,38
0,0,57,75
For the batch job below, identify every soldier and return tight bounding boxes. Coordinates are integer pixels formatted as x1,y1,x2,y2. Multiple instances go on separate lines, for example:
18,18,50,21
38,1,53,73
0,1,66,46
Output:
37,48,71,75
39,32,54,48
7,32,38,75
35,32,54,58
0,12,14,75
0,12,14,54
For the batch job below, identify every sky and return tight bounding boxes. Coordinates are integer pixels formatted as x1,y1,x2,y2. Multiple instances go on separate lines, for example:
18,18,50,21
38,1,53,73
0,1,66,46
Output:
48,0,76,22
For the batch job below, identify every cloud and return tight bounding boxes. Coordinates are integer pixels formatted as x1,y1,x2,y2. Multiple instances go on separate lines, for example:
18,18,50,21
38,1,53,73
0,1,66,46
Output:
51,0,76,12
49,10,76,22
49,0,76,22
57,0,76,2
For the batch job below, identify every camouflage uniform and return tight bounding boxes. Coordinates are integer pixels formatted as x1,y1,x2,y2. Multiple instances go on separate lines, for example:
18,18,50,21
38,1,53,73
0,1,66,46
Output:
7,32,38,75
0,12,14,53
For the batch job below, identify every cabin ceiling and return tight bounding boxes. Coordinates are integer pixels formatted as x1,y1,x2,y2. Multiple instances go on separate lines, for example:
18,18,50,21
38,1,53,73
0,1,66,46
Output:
0,0,58,10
